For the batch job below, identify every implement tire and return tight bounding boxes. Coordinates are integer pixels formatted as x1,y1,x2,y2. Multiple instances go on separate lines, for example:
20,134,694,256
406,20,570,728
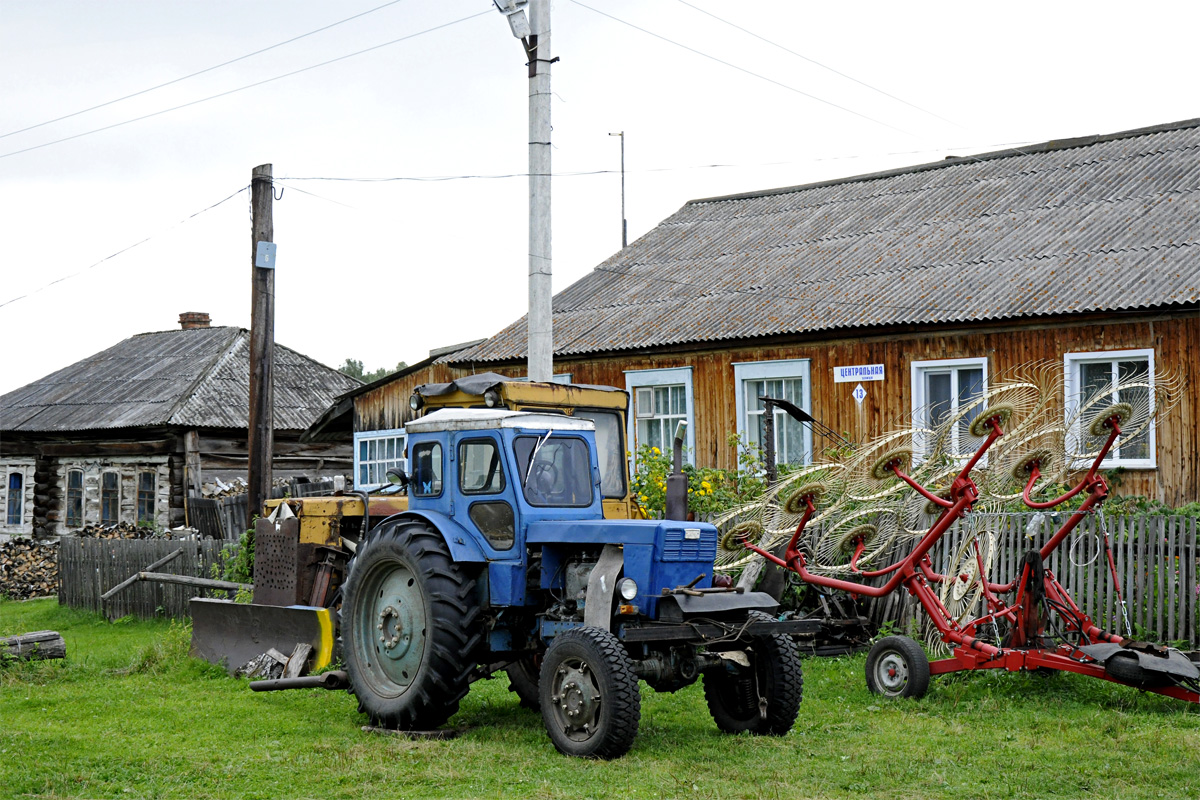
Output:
342,518,482,730
865,635,930,699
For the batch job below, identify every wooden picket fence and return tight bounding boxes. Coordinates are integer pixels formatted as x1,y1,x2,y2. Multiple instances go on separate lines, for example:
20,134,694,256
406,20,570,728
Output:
868,513,1200,647
58,538,234,620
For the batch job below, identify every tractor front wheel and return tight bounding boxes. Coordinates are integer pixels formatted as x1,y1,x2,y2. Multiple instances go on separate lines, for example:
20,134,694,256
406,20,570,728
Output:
539,627,641,759
865,635,930,699
702,611,804,734
342,518,482,730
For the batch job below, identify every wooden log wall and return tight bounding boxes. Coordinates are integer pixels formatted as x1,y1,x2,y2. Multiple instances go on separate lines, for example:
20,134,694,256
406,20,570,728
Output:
444,312,1197,504
58,538,233,620
866,514,1200,647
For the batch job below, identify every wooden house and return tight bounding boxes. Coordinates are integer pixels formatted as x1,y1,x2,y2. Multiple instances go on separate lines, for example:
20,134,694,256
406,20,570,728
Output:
0,313,360,538
315,119,1200,505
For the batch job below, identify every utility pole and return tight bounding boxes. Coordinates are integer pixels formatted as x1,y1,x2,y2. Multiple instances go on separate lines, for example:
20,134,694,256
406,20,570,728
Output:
247,163,275,527
609,131,627,248
526,0,553,382
494,0,554,381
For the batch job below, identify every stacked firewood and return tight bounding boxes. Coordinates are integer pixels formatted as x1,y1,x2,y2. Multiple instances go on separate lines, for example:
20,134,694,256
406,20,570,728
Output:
0,539,58,600
77,522,165,540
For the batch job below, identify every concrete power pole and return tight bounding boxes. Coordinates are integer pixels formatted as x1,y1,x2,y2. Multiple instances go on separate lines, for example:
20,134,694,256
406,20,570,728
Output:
248,163,275,525
526,0,553,382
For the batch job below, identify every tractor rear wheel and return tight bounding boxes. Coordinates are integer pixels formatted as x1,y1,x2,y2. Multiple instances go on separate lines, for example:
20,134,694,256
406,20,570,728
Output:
702,611,804,735
506,655,542,709
539,627,641,759
342,518,482,730
865,635,930,699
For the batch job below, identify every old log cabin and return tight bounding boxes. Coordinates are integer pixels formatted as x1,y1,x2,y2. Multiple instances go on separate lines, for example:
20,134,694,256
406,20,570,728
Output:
0,313,360,538
321,119,1200,505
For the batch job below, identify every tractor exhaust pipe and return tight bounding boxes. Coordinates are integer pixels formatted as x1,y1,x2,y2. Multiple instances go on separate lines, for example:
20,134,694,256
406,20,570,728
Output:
250,670,350,692
665,421,688,520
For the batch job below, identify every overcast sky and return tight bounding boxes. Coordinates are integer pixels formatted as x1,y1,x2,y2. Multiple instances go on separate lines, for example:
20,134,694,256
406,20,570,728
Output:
2,0,1198,396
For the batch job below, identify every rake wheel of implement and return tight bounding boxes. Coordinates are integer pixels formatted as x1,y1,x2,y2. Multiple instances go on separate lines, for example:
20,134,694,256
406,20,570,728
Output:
719,520,764,553
938,527,997,624
968,403,1016,438
811,508,899,573
1087,402,1134,438
979,426,1069,502
845,430,916,502
1066,370,1179,461
869,448,912,481
783,482,828,515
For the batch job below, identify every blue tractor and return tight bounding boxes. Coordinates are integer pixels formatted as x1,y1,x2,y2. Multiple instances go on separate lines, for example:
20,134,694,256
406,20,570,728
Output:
341,408,808,758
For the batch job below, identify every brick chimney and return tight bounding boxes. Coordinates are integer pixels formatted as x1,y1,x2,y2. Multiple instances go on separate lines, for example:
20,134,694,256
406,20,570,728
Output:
179,312,211,330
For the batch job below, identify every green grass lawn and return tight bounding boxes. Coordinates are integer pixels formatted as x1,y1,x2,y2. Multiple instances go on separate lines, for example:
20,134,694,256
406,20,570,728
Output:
3,597,1199,800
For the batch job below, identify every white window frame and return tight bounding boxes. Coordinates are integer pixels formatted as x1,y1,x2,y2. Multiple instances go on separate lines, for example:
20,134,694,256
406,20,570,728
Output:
354,427,408,491
1064,348,1156,469
624,367,695,467
733,359,813,469
910,357,989,461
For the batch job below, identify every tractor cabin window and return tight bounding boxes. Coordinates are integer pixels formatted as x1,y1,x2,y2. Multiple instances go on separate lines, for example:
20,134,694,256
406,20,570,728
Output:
410,442,443,497
101,471,120,524
512,435,594,508
910,358,988,461
1065,349,1155,468
66,470,83,527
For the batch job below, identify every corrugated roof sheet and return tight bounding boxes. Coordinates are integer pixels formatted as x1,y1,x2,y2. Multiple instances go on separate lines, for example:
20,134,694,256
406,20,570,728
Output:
451,119,1200,364
0,327,361,433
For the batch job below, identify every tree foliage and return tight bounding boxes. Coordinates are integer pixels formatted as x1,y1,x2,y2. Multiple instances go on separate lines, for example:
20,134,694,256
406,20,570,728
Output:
338,358,408,384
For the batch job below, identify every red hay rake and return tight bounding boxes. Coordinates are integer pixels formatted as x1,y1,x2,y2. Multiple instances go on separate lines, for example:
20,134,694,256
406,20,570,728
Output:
741,401,1200,703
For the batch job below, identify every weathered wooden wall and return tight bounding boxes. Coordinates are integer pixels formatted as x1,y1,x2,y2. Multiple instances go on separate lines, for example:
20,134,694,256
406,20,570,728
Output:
58,538,233,619
352,362,526,433
440,312,1196,504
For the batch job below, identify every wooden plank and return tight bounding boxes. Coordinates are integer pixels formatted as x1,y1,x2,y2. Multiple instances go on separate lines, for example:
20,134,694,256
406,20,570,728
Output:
1169,516,1179,643
1156,516,1166,640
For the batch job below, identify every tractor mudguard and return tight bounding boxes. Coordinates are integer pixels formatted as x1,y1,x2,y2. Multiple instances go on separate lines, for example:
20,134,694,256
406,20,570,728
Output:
384,510,488,563
583,545,625,631
656,591,780,624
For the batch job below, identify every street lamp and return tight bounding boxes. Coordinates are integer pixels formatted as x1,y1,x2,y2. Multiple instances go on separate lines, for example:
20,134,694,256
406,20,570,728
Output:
609,131,626,248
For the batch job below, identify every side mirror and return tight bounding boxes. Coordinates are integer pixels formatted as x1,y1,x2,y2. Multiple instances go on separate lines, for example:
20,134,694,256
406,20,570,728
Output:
386,467,410,488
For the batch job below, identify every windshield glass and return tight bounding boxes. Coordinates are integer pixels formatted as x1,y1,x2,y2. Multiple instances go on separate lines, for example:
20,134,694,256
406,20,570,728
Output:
572,409,626,499
512,435,594,507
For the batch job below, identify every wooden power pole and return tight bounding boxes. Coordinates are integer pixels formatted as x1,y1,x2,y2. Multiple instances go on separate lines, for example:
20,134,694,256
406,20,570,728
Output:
247,163,275,527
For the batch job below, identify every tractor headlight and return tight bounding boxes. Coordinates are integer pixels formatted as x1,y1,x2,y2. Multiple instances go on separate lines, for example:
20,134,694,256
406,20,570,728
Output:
483,388,501,408
617,577,638,601
409,393,423,411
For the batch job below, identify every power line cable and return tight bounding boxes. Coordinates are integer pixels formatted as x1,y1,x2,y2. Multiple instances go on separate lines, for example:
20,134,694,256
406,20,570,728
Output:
1,0,407,141
0,10,491,162
674,0,961,129
275,140,1038,183
0,186,248,310
566,0,916,137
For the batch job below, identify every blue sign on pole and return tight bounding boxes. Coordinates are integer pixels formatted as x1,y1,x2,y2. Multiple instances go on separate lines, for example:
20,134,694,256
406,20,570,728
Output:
255,241,277,269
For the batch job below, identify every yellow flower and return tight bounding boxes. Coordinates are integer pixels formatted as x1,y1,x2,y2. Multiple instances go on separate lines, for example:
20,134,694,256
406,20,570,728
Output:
701,480,711,489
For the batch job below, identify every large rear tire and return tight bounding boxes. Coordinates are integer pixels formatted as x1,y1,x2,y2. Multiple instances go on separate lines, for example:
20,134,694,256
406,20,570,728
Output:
342,518,482,729
539,627,640,759
865,635,930,699
702,611,803,735
506,654,542,709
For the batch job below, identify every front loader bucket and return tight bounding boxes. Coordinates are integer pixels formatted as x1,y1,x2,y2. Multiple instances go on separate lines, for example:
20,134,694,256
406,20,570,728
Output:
189,598,335,675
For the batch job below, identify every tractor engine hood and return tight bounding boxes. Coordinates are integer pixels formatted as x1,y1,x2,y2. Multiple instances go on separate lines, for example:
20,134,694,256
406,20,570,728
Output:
526,518,720,619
